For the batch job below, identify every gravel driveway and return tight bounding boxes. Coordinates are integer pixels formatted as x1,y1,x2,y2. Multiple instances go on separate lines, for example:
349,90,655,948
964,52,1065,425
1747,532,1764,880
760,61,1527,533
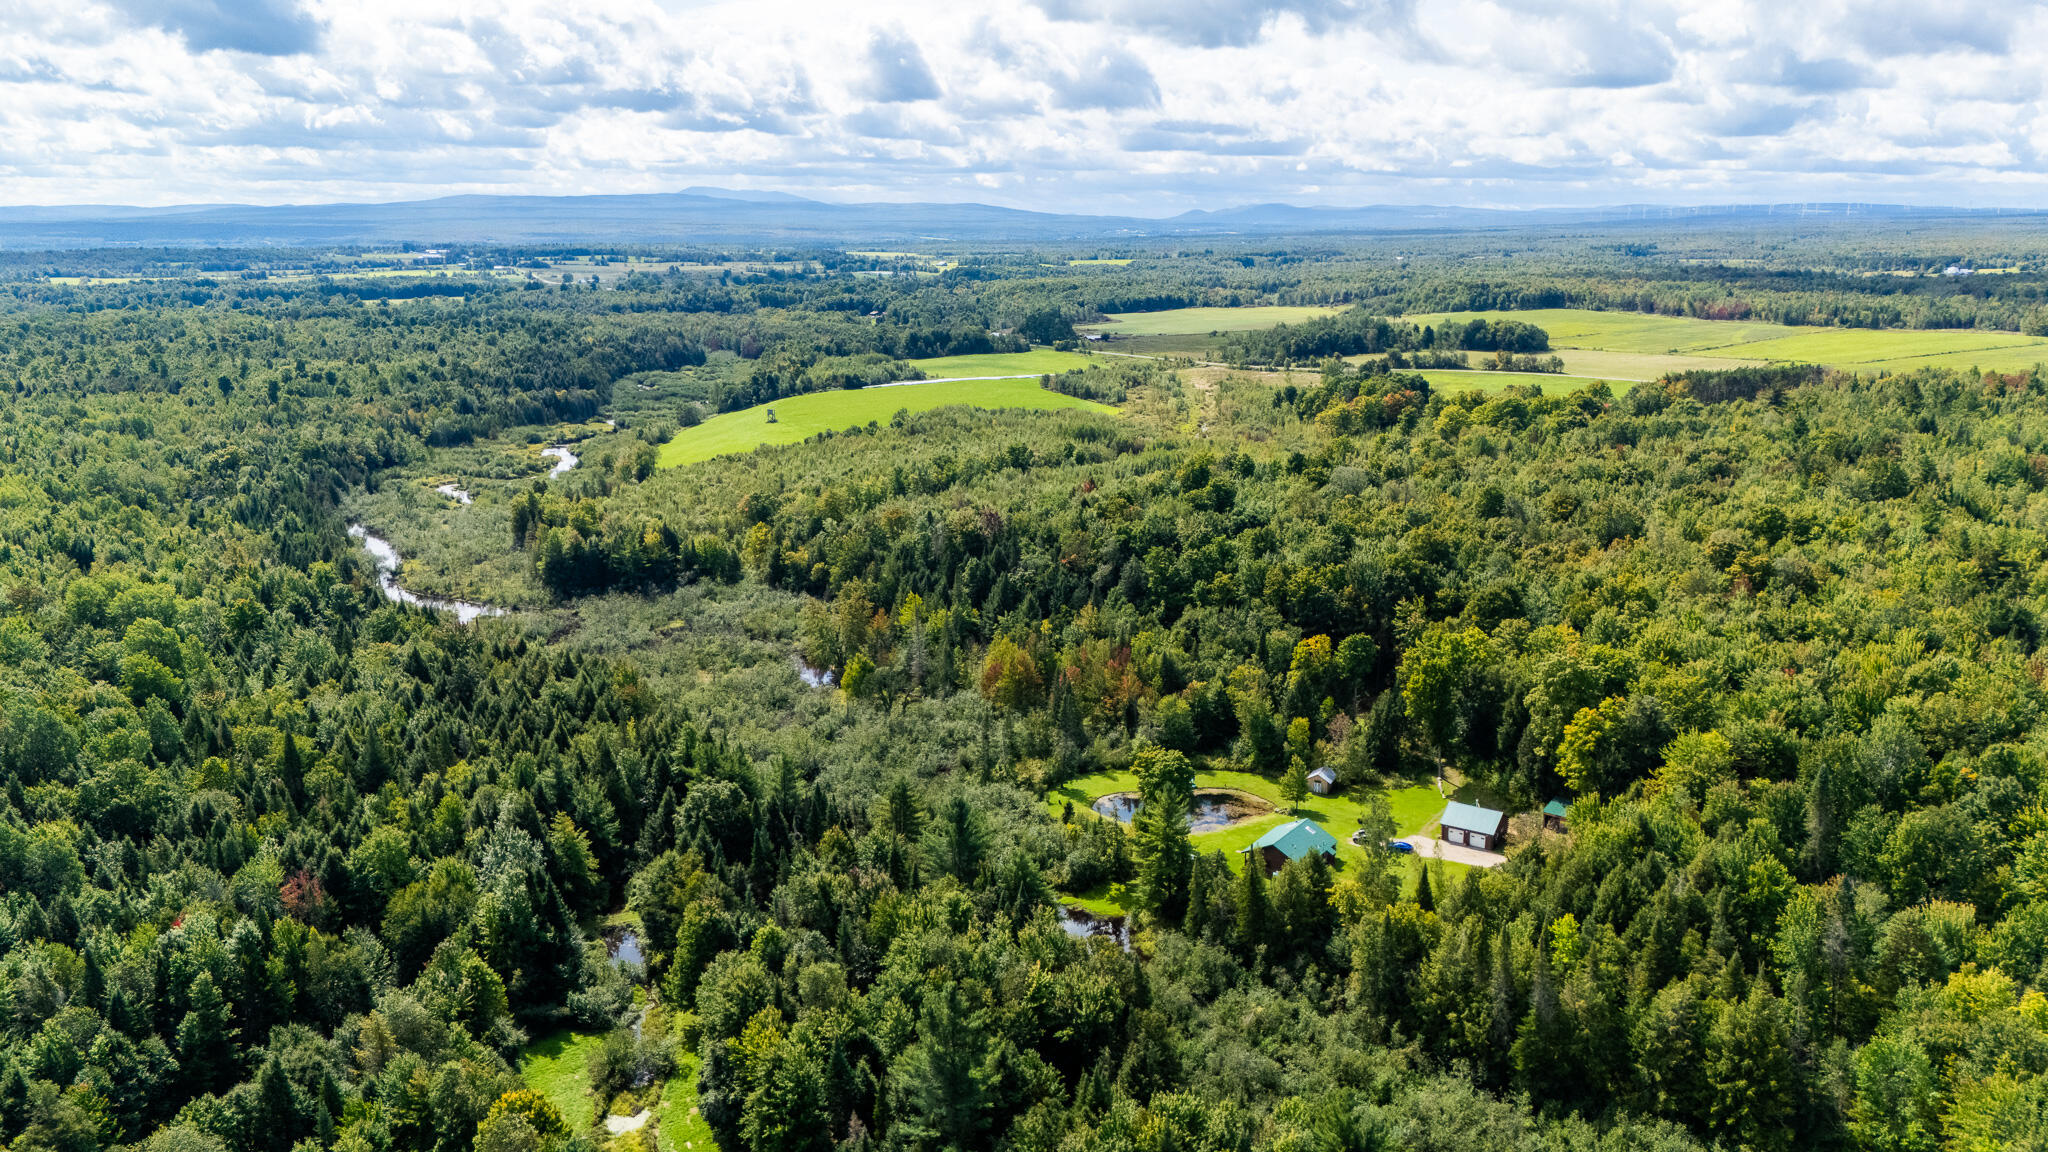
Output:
1397,834,1507,868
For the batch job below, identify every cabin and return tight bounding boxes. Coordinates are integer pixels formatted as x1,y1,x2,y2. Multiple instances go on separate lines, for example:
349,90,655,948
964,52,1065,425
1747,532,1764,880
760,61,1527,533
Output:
1439,801,1507,852
1307,764,1337,796
1542,798,1570,833
1245,818,1338,874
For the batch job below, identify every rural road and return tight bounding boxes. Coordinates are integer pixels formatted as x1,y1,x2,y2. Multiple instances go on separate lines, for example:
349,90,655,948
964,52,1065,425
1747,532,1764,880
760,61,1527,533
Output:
1398,833,1507,868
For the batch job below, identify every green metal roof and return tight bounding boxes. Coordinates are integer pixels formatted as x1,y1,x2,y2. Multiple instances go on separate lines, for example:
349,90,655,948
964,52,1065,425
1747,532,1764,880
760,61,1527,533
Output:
1441,801,1505,835
1248,818,1338,860
1542,799,1570,818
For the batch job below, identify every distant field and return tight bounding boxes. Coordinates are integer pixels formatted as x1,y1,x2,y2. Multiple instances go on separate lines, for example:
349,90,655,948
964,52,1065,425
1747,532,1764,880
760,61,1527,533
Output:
1419,370,1615,393
1081,305,1346,336
658,377,1113,468
1404,308,2048,377
1068,258,1133,266
906,349,1098,376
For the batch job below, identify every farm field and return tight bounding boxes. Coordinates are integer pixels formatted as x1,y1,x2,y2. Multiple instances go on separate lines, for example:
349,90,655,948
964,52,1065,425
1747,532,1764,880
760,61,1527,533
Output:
1418,369,1615,393
1403,307,2048,376
657,377,1113,468
1049,768,1486,908
905,348,1098,376
1081,305,1347,336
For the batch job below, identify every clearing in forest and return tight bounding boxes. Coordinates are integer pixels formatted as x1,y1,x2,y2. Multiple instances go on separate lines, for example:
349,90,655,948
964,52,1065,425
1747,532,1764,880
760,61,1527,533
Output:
657,377,1113,468
1048,769,1489,911
1403,307,2048,378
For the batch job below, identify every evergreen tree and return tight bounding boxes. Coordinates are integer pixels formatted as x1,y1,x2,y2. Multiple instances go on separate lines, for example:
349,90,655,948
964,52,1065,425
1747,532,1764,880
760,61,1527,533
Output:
1129,743,1195,925
175,972,235,1096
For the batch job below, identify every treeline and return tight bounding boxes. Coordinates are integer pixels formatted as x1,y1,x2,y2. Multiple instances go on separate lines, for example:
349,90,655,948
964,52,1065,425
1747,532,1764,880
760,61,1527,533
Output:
1219,309,1549,366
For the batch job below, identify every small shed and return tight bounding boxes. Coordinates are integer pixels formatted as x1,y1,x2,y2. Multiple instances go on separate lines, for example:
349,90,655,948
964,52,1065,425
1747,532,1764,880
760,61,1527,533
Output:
1307,764,1338,796
1439,802,1507,852
1246,818,1338,874
1542,798,1570,833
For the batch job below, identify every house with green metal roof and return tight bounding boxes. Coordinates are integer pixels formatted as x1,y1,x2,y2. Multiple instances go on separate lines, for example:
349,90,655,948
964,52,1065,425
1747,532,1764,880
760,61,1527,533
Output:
1245,817,1338,874
1543,798,1570,832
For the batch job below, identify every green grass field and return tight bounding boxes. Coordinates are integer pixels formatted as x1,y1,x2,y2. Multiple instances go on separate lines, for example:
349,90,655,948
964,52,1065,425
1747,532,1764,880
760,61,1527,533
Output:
1068,258,1133,266
656,1057,719,1152
906,349,1099,376
657,377,1114,468
1404,308,2048,377
1080,306,1345,337
519,1029,604,1131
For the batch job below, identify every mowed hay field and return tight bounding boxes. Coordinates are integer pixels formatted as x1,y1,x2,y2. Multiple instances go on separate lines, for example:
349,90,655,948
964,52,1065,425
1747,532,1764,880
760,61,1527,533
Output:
1081,305,1346,336
904,348,1098,377
658,377,1113,468
1404,308,2048,378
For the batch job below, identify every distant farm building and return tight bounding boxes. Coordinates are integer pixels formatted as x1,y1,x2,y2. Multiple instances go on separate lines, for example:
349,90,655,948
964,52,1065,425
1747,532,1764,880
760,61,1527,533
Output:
1246,818,1338,873
1543,799,1570,833
1439,802,1507,852
1307,765,1337,796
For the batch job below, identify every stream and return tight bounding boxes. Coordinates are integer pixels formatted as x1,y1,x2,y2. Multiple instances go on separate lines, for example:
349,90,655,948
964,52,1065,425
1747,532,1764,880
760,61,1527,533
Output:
348,525,507,623
542,445,578,476
434,483,472,504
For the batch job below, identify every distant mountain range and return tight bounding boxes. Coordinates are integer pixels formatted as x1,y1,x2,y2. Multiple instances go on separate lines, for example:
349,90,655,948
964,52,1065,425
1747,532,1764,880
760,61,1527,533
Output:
0,188,2038,249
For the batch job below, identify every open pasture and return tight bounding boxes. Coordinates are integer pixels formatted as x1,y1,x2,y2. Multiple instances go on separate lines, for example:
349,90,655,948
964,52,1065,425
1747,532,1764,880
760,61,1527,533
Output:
657,376,1112,468
1403,307,2048,377
1081,305,1346,336
906,348,1098,376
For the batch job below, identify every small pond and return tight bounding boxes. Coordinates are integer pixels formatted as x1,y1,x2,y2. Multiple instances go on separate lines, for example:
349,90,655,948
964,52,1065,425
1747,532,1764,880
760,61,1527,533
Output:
1056,905,1131,949
607,929,644,968
1091,789,1271,833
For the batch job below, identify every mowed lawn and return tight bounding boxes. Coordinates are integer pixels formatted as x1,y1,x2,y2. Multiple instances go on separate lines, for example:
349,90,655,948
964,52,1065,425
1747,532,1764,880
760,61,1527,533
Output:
1049,768,1473,906
1081,306,1346,337
658,377,1114,468
1403,307,2048,376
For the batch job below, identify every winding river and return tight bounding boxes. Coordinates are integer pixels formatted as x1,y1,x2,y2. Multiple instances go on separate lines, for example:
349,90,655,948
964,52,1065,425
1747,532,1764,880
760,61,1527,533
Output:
349,439,585,623
348,525,506,623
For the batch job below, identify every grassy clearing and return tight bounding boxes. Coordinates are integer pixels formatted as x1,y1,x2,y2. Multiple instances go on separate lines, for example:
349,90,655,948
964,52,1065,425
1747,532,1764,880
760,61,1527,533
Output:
657,378,1113,468
1049,768,1455,869
905,349,1099,376
655,1056,719,1152
1402,307,2048,376
1069,258,1133,266
519,1029,603,1131
1081,306,1345,337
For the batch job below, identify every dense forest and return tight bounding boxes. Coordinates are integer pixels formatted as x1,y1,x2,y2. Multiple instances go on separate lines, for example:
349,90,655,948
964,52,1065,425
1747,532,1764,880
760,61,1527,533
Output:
0,239,2046,1152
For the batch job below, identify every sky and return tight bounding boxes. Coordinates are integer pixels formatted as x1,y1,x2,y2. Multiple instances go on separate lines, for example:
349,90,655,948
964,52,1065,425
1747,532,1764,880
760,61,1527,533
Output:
1,0,2046,215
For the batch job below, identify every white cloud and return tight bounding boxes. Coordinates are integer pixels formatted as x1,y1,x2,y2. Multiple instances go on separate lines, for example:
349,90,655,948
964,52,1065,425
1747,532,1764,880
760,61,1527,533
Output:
0,0,2045,213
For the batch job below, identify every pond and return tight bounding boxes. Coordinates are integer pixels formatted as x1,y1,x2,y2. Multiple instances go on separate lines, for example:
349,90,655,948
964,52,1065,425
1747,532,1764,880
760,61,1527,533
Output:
1091,789,1271,833
608,929,644,968
1056,905,1130,949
